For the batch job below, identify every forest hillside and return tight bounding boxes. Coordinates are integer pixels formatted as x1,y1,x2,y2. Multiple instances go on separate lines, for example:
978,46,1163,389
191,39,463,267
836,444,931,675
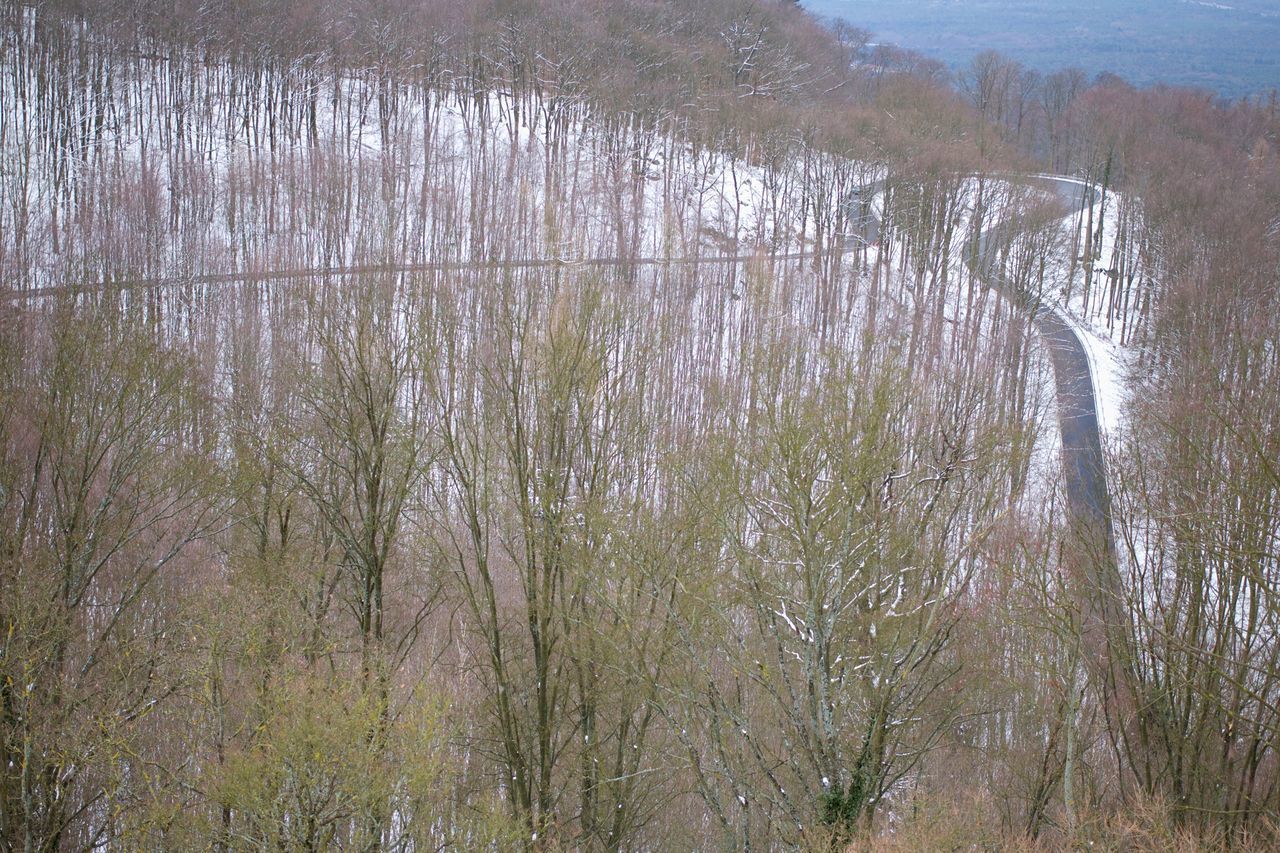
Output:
2,0,1279,849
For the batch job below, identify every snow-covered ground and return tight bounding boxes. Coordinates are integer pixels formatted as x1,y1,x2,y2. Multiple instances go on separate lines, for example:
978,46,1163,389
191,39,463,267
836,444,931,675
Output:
1065,204,1129,443
1,27,849,292
3,19,1069,521
1043,182,1135,445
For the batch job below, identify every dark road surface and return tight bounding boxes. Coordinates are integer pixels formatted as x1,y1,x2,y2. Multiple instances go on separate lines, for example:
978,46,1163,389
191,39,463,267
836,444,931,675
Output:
851,176,1117,567
971,176,1125,682
9,174,1118,571
847,175,1118,587
982,178,1118,554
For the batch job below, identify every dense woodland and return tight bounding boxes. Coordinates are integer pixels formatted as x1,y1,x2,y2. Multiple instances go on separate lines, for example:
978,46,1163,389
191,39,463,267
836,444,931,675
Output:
1,0,1279,849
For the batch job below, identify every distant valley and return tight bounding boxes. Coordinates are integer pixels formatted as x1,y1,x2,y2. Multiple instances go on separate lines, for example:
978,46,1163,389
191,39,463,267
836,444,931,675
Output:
804,0,1280,97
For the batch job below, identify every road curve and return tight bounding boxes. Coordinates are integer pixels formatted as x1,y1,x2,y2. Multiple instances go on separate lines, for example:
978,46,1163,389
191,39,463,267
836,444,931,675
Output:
6,176,1118,564
9,174,1126,682
853,174,1117,562
10,178,1117,567
972,175,1126,691
978,178,1117,549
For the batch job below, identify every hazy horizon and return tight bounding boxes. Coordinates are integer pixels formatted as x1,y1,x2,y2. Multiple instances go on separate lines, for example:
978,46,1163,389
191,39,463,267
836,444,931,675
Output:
804,0,1280,98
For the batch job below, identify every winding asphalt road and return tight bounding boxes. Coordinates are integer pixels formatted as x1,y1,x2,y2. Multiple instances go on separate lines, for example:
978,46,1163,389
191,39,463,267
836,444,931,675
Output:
975,178,1117,543
8,173,1126,688
970,176,1125,684
846,175,1116,556
7,177,1120,585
